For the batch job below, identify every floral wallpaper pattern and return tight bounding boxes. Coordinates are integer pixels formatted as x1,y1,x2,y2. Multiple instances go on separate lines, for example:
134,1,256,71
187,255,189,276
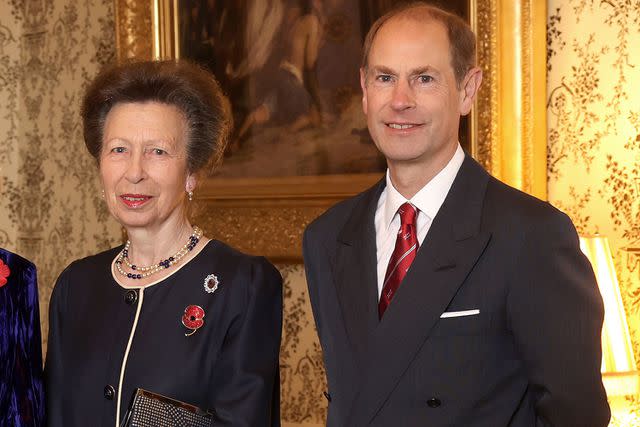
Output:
547,0,640,421
278,264,327,425
0,0,122,352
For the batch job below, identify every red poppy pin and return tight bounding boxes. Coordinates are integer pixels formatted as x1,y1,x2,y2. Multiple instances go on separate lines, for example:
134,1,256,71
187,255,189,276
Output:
182,305,205,336
0,260,10,288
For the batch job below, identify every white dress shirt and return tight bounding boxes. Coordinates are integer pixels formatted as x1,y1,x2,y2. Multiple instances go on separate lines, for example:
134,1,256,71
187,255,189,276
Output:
374,144,465,299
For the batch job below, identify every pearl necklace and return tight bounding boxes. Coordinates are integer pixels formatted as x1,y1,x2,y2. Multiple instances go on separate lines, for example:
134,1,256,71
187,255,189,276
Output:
115,226,203,280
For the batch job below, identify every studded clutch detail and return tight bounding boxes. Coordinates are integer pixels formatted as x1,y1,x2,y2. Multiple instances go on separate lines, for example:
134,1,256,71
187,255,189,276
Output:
122,388,213,427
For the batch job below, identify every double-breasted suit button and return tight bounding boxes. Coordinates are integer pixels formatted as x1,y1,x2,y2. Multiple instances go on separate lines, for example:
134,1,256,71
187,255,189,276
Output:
104,385,115,400
323,391,332,402
426,397,441,408
124,289,138,305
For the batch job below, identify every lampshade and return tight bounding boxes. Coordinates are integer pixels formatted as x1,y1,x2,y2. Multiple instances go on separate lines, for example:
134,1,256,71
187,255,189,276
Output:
579,236,639,397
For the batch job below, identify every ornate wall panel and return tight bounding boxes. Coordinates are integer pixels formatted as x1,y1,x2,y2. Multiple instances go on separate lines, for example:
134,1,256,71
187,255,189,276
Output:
547,0,640,421
0,0,122,353
194,201,329,263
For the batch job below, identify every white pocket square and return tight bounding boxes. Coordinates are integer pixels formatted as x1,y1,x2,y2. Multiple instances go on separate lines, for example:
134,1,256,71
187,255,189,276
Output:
440,309,480,318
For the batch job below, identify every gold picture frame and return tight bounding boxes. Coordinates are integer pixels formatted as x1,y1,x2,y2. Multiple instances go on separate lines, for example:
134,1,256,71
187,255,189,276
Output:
114,0,547,261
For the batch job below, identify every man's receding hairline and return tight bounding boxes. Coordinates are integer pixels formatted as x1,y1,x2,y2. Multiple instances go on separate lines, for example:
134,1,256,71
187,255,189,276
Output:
387,4,440,23
365,7,448,69
365,12,448,71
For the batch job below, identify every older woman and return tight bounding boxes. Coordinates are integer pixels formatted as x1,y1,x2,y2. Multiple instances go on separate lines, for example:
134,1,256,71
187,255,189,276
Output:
45,60,282,427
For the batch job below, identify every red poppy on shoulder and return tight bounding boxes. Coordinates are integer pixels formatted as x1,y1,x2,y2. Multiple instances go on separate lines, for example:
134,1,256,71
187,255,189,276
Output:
0,260,10,288
182,305,205,336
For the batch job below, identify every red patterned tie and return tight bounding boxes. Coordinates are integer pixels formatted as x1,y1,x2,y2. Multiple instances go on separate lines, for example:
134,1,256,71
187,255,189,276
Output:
379,202,419,318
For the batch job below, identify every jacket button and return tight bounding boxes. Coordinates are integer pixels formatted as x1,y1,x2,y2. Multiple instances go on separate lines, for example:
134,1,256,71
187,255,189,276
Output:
323,391,332,402
125,290,138,305
104,385,115,400
426,397,441,408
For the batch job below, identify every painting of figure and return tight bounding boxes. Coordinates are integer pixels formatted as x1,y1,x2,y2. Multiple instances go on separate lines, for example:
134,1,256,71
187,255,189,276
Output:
177,0,470,178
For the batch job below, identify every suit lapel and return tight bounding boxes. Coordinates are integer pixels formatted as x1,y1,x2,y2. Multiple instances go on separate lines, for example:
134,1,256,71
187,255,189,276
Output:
333,179,385,362
348,156,493,426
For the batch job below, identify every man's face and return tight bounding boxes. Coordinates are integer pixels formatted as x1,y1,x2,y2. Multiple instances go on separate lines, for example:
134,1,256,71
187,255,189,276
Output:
361,17,476,174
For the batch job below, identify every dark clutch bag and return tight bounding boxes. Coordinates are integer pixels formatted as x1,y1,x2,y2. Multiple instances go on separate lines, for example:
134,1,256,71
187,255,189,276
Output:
122,388,214,427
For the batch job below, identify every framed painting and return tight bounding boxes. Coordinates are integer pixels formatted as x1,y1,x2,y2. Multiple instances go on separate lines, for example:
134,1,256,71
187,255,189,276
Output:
114,0,547,261
169,0,471,180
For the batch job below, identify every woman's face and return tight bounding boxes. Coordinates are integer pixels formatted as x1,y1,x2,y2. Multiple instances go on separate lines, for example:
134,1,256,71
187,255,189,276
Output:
99,102,195,232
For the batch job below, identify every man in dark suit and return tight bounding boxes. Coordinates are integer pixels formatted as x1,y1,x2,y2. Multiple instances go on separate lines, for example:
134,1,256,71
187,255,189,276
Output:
303,3,610,426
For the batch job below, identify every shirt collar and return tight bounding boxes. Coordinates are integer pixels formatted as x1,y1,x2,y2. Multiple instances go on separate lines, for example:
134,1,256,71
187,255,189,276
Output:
383,144,465,229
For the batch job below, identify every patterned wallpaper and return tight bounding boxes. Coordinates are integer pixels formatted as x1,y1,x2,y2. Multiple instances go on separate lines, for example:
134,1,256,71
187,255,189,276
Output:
547,0,640,418
0,0,122,351
278,265,327,425
0,3,21,247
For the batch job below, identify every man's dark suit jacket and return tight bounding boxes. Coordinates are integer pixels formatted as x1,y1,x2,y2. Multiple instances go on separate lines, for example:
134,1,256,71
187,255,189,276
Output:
303,156,610,427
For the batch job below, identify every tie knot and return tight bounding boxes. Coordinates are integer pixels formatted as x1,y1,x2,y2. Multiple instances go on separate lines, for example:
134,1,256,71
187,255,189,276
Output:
398,203,418,226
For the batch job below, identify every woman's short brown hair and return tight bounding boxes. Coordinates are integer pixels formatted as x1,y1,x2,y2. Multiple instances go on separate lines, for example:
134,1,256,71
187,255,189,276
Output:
361,2,476,87
82,60,232,173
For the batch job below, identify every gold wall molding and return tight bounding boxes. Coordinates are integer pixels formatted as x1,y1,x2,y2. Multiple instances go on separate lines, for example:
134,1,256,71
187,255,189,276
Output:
115,0,153,61
474,0,547,200
114,0,548,260
192,201,330,263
